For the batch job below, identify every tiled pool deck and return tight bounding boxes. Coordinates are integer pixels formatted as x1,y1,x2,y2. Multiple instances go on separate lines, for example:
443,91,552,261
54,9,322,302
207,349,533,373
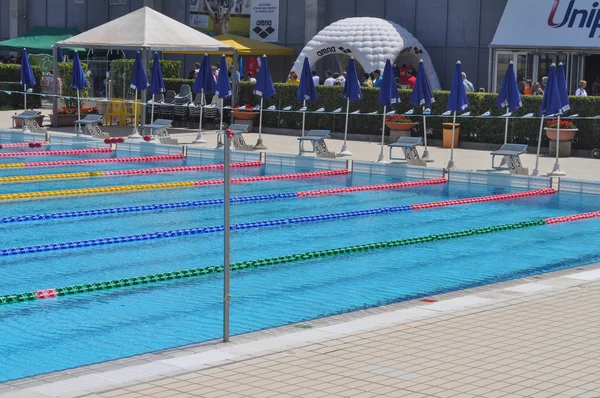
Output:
1,263,599,398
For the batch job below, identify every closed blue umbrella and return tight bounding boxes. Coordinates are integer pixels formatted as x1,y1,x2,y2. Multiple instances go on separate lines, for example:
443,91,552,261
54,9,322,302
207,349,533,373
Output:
193,54,217,143
253,54,276,149
338,57,361,156
446,61,470,169
297,57,317,146
216,55,231,131
495,61,522,146
533,64,564,176
129,52,148,137
71,51,87,132
375,59,400,163
409,59,435,161
149,52,165,125
20,49,36,110
57,47,63,62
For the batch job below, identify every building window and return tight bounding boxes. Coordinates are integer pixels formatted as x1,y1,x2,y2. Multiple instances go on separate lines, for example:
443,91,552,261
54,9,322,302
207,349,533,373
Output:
109,0,127,5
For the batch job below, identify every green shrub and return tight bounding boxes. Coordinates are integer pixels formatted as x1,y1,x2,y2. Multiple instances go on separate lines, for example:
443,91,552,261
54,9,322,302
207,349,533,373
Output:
110,59,181,99
0,64,43,109
56,62,89,107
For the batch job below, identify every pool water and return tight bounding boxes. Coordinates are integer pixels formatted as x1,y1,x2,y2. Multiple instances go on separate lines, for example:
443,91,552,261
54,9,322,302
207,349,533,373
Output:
0,148,599,382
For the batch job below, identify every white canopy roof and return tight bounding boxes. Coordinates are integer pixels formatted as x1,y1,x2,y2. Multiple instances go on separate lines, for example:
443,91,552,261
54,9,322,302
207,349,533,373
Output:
56,6,233,52
492,0,600,49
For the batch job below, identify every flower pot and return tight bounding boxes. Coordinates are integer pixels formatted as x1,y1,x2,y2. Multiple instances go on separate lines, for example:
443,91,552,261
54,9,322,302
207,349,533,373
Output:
14,115,44,128
50,114,79,127
385,121,417,132
544,128,577,142
232,111,259,120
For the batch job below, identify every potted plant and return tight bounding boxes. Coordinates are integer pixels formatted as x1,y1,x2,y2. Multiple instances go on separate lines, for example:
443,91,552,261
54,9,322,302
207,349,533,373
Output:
51,106,99,127
385,115,418,132
14,110,44,128
231,104,259,121
545,119,578,157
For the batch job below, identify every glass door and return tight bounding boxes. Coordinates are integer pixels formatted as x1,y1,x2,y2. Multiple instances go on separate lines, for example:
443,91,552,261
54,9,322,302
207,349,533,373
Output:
494,52,514,93
494,52,533,93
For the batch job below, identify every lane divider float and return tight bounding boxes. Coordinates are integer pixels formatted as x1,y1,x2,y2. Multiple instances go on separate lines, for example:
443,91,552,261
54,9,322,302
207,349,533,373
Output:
0,169,348,201
0,178,449,223
0,188,556,256
0,154,184,169
0,147,112,158
0,161,262,183
7,215,600,306
0,142,48,149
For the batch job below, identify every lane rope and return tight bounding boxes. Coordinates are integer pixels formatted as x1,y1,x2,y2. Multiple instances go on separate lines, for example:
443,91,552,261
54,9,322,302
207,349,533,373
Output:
0,142,48,148
0,178,449,224
0,161,262,183
0,169,348,202
0,154,184,169
0,188,554,256
0,147,111,158
0,218,560,306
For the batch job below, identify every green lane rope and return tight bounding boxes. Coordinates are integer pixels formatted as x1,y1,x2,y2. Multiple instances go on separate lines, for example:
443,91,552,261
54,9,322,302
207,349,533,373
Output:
0,219,546,306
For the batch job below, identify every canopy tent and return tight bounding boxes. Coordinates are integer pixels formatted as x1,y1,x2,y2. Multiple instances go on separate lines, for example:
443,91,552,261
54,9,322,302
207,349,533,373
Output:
0,26,84,55
164,34,295,56
291,17,441,91
53,6,236,126
56,7,232,52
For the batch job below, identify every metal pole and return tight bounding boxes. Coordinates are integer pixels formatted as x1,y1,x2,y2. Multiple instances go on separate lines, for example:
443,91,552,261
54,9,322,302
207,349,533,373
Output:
52,46,58,130
24,84,27,110
447,111,457,169
531,115,545,176
76,88,81,134
422,107,432,161
339,98,352,156
503,114,509,144
151,94,155,125
193,93,207,143
376,106,386,163
254,97,267,149
223,123,231,343
549,115,566,176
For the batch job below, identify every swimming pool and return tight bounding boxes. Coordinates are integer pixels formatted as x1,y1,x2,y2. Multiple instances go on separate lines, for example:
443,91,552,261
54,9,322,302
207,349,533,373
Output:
0,137,599,383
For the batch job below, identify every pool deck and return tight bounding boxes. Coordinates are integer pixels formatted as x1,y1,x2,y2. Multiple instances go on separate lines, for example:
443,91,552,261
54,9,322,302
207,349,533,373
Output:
1,263,599,398
1,110,600,397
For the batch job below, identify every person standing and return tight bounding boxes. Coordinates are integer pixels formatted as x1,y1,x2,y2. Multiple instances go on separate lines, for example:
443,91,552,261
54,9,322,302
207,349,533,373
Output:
339,71,347,87
287,71,300,84
312,70,320,86
575,80,588,96
372,69,382,88
399,64,409,88
247,72,256,84
462,72,474,92
324,70,335,86
407,70,416,89
361,73,373,87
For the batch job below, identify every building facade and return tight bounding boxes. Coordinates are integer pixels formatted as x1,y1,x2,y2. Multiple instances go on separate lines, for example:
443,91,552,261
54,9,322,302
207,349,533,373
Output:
0,0,508,90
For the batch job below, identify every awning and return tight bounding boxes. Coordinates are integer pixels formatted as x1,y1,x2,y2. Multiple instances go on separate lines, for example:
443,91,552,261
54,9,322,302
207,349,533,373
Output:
165,34,295,56
0,26,84,54
492,0,600,50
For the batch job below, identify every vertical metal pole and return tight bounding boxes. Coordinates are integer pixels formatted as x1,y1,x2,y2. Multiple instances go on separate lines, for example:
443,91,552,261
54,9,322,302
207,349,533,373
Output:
23,84,27,110
447,111,457,169
377,105,386,162
52,46,58,129
76,89,82,134
532,115,545,176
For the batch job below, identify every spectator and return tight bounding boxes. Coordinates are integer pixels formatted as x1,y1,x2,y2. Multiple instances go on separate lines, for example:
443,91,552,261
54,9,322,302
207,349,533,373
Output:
372,69,382,88
399,64,409,88
541,76,548,89
407,70,416,89
312,70,320,86
523,81,532,95
593,76,600,96
339,71,346,87
188,62,200,79
395,77,401,89
479,88,486,93
532,82,543,96
462,72,474,92
324,70,335,86
211,66,218,82
287,71,300,84
360,73,373,87
228,65,240,83
575,80,588,96
247,72,256,84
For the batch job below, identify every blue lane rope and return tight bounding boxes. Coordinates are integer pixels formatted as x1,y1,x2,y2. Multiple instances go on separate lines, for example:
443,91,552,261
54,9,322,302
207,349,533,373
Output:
0,205,412,257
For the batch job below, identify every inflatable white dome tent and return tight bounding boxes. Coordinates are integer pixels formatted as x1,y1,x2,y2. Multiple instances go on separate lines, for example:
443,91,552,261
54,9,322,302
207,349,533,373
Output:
291,17,441,90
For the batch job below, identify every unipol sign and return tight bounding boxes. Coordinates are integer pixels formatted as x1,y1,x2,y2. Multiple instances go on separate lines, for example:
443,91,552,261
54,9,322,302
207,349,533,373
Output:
548,0,600,37
492,0,600,49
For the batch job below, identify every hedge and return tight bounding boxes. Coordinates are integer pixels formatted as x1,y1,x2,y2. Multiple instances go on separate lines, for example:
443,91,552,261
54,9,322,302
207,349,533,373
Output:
151,80,600,150
110,59,181,99
0,64,43,109
56,62,89,108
